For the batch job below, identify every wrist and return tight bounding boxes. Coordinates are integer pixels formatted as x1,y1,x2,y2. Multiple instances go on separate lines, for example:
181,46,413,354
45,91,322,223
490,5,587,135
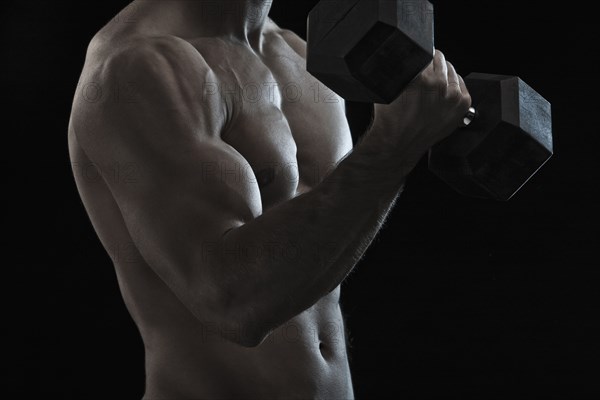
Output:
364,119,424,176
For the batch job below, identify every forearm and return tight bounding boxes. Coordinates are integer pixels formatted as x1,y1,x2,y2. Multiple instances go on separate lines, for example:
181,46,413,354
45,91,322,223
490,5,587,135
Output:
213,122,419,344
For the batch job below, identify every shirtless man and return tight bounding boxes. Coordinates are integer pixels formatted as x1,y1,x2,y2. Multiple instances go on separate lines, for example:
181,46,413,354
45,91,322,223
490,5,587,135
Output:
68,1,471,398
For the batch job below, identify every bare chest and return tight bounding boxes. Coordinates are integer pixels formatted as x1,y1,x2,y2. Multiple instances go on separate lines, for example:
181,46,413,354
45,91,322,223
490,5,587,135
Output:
195,38,353,208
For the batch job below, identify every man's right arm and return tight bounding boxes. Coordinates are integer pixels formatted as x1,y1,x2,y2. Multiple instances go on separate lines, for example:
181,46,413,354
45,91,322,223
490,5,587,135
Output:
72,38,470,347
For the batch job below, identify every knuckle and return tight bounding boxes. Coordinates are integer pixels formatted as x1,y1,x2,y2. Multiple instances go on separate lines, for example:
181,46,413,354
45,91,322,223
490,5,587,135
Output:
458,94,472,111
445,81,460,95
463,92,472,105
446,88,462,105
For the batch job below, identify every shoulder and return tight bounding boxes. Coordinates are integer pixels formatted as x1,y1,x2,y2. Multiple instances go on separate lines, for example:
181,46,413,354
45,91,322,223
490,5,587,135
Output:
84,34,217,90
72,33,227,140
266,18,307,59
76,32,225,111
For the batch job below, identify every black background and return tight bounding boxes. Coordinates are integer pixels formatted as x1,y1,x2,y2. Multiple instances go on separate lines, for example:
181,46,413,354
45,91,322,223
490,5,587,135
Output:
3,0,599,398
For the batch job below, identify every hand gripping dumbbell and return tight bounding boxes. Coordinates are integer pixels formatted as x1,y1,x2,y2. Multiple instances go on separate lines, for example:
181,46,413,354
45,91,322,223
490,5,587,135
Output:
306,0,553,201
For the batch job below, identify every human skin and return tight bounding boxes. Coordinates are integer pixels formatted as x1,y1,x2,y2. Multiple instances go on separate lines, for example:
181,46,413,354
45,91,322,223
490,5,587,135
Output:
68,1,471,398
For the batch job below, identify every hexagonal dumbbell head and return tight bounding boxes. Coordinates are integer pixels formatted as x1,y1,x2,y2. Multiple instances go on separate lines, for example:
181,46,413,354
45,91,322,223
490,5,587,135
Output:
307,0,434,103
428,73,553,201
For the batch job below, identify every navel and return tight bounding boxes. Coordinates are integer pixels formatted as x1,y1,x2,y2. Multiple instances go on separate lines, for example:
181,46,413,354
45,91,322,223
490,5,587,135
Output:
256,167,276,187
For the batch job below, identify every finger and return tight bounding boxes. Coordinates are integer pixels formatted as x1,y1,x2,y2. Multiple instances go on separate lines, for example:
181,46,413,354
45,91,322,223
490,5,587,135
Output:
446,61,460,92
421,49,437,77
458,74,469,97
446,62,464,103
458,74,473,113
433,49,448,78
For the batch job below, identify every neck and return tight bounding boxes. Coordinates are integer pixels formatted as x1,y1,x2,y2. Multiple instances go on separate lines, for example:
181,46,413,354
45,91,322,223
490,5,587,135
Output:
135,0,274,49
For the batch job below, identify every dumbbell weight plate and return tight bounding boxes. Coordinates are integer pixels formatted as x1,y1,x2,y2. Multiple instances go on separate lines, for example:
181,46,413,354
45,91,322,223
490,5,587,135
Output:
428,73,553,201
307,0,435,103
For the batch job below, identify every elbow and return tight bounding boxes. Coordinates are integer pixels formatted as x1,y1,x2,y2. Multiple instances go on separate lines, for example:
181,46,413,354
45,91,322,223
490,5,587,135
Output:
183,255,274,348
221,304,273,348
231,325,269,348
192,293,272,348
215,313,272,348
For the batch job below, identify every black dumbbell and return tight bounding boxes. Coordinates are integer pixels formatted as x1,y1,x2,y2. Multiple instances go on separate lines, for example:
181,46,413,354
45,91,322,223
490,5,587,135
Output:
306,0,553,201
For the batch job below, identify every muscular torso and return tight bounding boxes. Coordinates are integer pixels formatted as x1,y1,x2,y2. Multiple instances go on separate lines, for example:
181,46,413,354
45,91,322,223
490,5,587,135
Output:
69,6,355,400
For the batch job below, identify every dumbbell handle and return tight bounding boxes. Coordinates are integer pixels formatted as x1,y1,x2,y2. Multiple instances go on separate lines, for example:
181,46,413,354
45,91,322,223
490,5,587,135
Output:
461,107,477,128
